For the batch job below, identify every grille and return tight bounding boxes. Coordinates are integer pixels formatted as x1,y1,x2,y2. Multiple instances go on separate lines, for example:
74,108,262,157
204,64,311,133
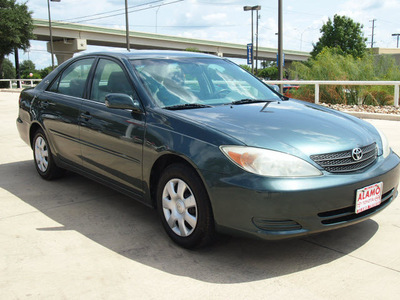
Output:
318,188,395,225
252,218,302,231
310,143,377,173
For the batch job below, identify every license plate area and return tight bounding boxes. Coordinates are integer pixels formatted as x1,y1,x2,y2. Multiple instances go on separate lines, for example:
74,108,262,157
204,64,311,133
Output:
355,182,383,214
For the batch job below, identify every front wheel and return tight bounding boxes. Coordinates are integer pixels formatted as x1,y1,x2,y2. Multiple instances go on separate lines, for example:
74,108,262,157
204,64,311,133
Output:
33,129,64,180
156,164,215,249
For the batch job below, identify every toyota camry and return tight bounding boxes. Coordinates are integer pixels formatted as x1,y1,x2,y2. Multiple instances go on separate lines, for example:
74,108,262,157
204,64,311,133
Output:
17,51,400,248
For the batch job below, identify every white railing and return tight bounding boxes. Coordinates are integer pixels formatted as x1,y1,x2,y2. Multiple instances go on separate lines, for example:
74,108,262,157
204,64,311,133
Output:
265,80,400,107
2,79,400,107
0,79,42,89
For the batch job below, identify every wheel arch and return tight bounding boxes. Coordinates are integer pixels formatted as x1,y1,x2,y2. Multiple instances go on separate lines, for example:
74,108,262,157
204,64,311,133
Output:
149,154,211,209
29,122,44,149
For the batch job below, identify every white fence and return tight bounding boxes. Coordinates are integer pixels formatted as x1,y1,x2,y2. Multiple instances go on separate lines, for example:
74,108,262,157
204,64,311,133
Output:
266,80,400,107
0,79,42,89
1,79,400,107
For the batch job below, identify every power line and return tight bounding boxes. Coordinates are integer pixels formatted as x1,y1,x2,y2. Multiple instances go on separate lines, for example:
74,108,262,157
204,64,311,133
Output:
196,1,245,6
378,19,400,27
81,22,241,29
60,0,183,23
60,0,154,22
61,0,164,22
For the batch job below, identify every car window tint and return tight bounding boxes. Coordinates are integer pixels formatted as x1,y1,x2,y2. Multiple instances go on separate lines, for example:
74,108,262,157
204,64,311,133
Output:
90,59,136,103
132,60,205,107
48,76,61,93
48,58,94,98
131,58,281,108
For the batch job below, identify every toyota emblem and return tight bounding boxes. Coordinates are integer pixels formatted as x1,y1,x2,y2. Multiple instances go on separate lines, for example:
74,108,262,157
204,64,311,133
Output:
352,148,363,161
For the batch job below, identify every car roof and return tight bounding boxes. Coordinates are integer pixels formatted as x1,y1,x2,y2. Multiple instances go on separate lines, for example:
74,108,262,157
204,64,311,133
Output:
79,50,220,60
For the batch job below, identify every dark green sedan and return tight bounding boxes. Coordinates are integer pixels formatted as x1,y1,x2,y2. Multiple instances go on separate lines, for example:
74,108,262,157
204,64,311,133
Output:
17,51,400,248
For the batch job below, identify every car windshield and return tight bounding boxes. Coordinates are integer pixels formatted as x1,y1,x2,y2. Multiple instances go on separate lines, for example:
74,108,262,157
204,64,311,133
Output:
130,57,281,108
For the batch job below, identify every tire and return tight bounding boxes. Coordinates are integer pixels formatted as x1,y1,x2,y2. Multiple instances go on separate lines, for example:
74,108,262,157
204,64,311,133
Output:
33,129,65,180
156,164,215,249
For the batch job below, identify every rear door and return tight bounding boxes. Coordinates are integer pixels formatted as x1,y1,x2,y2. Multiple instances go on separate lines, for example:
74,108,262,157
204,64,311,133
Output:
38,57,95,166
79,58,145,197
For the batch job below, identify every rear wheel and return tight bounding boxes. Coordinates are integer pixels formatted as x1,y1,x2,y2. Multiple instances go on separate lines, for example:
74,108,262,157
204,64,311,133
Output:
33,129,64,180
156,164,215,248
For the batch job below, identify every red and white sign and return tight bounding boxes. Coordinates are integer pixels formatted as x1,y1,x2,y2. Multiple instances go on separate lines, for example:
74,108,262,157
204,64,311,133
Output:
355,182,383,214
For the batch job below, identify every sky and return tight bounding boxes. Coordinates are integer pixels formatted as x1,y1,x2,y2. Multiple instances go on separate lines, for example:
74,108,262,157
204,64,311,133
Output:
8,0,400,69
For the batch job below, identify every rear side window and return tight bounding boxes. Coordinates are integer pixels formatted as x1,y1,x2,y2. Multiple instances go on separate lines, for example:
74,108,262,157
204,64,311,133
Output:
48,58,95,98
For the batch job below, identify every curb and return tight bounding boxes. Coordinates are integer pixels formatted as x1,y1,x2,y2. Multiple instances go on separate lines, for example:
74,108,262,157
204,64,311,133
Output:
344,111,400,121
0,89,24,94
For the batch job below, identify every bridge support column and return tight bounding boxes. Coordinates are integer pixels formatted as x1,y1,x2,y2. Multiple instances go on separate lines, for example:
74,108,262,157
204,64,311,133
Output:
47,38,87,65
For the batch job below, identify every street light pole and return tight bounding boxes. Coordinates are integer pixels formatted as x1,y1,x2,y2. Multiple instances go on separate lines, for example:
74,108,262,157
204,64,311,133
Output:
300,26,311,51
47,0,60,69
243,5,261,75
250,9,254,74
156,6,161,33
255,10,260,75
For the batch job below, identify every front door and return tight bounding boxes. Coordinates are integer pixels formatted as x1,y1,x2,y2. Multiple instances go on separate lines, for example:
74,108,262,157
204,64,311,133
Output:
79,58,145,197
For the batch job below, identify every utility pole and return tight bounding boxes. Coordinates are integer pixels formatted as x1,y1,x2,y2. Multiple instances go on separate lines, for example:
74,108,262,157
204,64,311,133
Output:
392,33,400,48
278,0,283,86
125,0,130,51
14,48,21,88
370,19,376,48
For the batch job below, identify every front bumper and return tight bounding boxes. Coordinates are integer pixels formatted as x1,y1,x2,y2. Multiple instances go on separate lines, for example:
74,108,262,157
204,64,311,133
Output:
203,151,400,240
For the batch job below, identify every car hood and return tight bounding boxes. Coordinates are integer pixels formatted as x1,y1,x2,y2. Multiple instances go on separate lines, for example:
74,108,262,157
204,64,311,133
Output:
172,99,380,158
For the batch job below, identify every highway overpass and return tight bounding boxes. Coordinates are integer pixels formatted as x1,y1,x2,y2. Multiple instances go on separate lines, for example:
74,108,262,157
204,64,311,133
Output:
32,18,310,65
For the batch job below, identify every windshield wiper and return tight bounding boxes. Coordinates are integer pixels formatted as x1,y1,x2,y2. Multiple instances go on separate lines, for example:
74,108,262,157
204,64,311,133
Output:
164,103,212,110
229,99,274,105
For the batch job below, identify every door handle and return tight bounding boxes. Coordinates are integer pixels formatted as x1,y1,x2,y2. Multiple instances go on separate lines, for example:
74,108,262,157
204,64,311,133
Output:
80,112,92,121
40,101,52,108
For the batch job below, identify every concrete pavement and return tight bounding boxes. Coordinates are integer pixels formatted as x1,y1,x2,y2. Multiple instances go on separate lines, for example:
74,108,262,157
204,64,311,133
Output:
1,91,400,299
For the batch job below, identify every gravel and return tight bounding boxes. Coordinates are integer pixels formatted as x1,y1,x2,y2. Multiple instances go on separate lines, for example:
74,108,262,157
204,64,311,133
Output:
319,103,400,115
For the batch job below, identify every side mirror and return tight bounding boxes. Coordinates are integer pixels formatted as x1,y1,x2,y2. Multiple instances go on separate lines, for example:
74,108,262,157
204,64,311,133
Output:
105,93,142,112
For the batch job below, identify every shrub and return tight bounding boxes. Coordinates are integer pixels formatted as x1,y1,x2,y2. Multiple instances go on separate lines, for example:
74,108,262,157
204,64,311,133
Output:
257,66,278,79
289,48,400,106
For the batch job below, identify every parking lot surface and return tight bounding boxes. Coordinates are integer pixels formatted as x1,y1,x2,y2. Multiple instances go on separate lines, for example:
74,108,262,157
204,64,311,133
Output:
1,91,400,299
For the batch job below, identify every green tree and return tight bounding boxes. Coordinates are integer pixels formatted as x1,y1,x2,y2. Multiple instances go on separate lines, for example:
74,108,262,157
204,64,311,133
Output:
40,66,54,79
0,0,35,86
20,59,35,77
261,61,276,68
185,47,201,52
257,66,278,79
239,64,251,72
311,15,367,59
0,58,15,78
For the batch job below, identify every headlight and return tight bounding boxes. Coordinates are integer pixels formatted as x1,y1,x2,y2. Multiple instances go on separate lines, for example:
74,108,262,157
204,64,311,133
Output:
376,128,390,158
220,146,322,177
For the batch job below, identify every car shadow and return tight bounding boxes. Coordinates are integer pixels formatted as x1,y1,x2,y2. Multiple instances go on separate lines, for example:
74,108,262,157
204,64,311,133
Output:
1,160,380,284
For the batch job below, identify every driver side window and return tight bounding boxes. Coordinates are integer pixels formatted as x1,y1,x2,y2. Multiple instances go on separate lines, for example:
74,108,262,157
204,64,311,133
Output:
90,59,136,103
